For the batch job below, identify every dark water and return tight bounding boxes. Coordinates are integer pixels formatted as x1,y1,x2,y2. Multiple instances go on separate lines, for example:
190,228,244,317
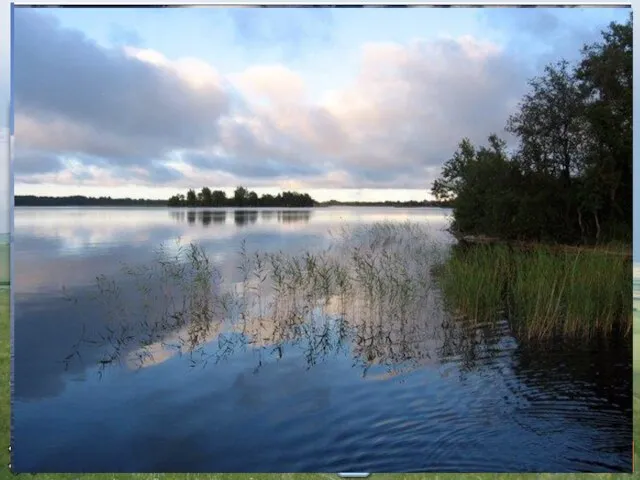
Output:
12,207,632,473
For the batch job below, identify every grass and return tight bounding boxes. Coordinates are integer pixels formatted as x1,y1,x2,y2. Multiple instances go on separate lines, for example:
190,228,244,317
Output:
0,242,8,286
437,244,632,340
1,227,637,478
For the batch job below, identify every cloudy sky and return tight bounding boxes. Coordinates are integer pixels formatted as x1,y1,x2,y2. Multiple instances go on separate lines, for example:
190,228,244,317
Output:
11,6,629,206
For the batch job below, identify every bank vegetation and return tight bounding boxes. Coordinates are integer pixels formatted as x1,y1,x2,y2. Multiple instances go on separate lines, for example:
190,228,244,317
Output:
431,17,632,338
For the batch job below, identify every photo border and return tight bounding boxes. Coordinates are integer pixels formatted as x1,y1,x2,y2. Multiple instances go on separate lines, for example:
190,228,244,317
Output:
4,1,636,477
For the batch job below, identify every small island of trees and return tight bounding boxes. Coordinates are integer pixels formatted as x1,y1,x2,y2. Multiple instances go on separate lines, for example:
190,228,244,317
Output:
167,187,316,208
168,186,452,208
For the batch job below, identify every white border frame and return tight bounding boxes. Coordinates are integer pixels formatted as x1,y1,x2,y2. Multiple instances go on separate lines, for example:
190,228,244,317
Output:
5,0,636,471
10,0,634,5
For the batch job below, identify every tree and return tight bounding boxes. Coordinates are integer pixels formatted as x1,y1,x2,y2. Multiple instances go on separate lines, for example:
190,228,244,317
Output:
168,187,316,208
507,60,587,184
186,189,197,207
576,15,632,240
505,60,589,240
431,16,631,244
211,190,227,207
168,194,184,207
261,194,275,206
433,135,526,238
248,191,259,207
200,187,213,207
431,138,477,203
233,186,248,207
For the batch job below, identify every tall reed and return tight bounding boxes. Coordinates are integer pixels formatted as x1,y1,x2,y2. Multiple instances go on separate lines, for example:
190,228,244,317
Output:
437,244,632,339
65,222,449,372
64,222,629,374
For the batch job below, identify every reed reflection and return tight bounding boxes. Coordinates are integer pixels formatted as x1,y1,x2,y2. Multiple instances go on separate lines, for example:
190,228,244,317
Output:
63,223,501,380
62,223,631,433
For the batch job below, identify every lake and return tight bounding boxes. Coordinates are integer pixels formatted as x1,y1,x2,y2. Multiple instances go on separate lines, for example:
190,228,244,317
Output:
12,207,632,473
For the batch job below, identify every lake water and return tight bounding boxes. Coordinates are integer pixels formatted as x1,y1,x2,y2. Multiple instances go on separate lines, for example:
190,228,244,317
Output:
12,207,632,473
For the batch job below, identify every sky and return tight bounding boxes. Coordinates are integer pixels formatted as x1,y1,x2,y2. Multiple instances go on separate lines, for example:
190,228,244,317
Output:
9,6,631,207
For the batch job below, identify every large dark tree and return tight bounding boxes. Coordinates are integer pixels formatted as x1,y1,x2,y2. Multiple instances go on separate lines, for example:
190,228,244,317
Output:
576,16,632,241
506,60,587,184
432,15,632,245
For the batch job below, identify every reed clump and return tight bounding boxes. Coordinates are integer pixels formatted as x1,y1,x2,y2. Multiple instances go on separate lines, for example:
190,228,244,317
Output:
67,221,629,371
437,244,632,339
65,222,450,372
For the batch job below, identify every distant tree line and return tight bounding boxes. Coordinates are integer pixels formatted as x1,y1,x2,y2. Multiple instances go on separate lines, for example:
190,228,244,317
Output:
167,186,316,208
319,200,452,208
15,194,451,209
432,16,631,245
15,195,167,207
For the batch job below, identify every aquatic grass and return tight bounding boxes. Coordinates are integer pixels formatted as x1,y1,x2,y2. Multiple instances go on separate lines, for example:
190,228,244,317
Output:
511,246,631,339
437,243,632,340
62,222,631,376
62,223,454,375
436,245,509,323
63,240,229,371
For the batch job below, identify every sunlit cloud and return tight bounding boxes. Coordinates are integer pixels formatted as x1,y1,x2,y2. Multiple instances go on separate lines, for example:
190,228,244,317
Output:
12,7,628,202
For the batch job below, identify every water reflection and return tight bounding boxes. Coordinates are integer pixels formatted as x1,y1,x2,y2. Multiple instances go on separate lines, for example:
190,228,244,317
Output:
61,224,631,421
171,210,228,226
206,211,226,225
21,208,452,295
44,233,631,471
169,209,313,228
13,209,631,472
63,224,445,373
14,206,452,265
260,210,275,222
278,210,312,224
234,210,258,227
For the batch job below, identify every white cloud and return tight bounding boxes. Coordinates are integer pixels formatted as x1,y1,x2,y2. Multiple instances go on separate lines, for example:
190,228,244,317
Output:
124,47,225,91
230,64,307,105
13,9,579,199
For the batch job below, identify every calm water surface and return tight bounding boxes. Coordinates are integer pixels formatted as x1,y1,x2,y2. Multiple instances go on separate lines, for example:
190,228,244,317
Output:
13,207,632,472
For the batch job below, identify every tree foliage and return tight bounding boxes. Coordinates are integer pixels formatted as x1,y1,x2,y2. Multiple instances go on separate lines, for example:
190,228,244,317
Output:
432,16,632,244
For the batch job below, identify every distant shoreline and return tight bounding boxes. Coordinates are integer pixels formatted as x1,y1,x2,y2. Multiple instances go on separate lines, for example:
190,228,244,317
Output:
13,204,450,208
15,195,452,209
